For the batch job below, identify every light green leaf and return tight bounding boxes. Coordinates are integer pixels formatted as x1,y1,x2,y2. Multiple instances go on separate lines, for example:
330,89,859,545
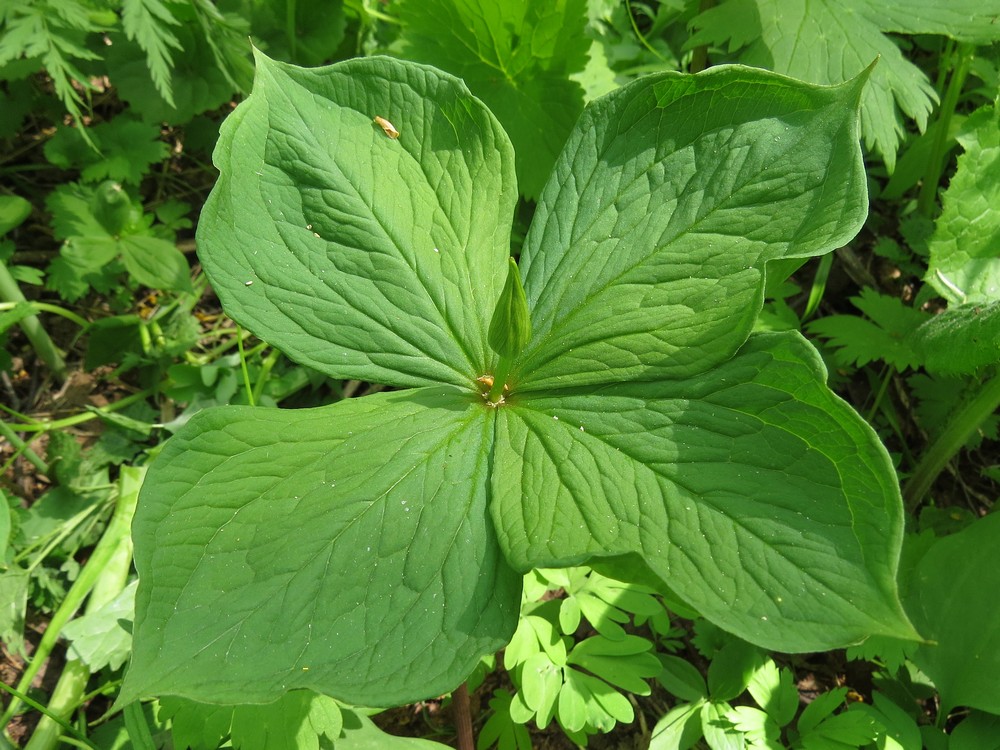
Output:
121,388,520,706
397,0,590,199
567,634,660,694
515,65,869,390
927,102,1000,306
658,655,709,702
231,691,341,750
339,708,454,748
910,301,1000,374
0,195,31,236
198,52,516,388
649,701,705,750
747,660,797,727
906,513,1000,715
493,332,916,651
119,235,193,292
559,668,633,733
63,580,136,672
689,1,1000,170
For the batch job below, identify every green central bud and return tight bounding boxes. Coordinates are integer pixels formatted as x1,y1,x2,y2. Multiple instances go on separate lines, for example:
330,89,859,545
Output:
486,257,532,403
488,257,532,360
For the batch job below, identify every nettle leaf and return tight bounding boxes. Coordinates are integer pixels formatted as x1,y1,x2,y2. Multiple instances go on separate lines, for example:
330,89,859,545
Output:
927,102,1000,306
396,0,590,200
688,0,1000,171
126,53,915,708
197,52,515,388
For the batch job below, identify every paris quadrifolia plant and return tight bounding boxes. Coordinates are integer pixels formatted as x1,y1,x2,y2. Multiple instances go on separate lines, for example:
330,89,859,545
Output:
119,51,920,708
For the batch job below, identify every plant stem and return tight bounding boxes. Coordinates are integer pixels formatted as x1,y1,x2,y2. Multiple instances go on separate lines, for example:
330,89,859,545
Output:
0,387,156,433
0,419,48,474
917,43,974,217
0,467,143,732
236,324,255,406
903,371,1000,511
452,683,474,750
0,263,67,380
488,356,513,403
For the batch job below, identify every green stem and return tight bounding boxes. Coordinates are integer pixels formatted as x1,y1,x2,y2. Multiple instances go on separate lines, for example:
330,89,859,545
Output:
625,0,668,64
0,301,90,330
917,43,974,217
0,387,156,433
903,372,1000,511
0,419,48,474
22,467,143,750
488,356,514,403
0,683,99,750
236,324,255,407
0,263,67,380
1,468,142,732
252,348,281,405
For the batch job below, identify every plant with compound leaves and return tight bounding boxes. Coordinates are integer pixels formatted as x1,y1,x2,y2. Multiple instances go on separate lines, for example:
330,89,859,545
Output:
119,52,919,709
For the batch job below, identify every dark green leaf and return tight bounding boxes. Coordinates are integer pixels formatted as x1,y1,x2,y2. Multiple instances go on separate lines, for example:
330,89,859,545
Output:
397,0,590,199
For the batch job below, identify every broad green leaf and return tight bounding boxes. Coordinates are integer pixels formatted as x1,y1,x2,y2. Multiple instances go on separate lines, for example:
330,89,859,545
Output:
905,514,1000,715
515,65,869,390
118,235,193,293
927,103,1000,306
338,708,453,749
63,581,136,672
121,388,520,706
231,691,342,750
688,0,1000,170
493,332,916,651
198,52,516,388
910,301,1000,374
397,0,590,199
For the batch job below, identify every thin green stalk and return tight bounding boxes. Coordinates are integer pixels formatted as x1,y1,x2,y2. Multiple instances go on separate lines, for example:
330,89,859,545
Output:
0,467,142,731
252,347,281,405
236,324,255,406
917,43,974,217
0,263,67,380
903,372,1000,511
626,0,668,64
0,301,90,330
23,467,144,750
0,683,99,750
802,253,833,321
0,387,156,433
0,419,48,474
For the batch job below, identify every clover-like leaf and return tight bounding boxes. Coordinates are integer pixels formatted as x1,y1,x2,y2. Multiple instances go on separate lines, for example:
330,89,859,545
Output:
125,52,915,709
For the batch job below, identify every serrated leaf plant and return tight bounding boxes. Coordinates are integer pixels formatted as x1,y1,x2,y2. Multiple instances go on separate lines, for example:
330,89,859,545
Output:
120,51,919,709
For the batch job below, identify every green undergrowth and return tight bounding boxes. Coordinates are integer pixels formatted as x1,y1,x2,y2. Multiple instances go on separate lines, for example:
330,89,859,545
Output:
2,2,1000,749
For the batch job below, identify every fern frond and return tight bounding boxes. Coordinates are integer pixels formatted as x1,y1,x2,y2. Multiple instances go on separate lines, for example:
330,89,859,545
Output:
121,0,183,108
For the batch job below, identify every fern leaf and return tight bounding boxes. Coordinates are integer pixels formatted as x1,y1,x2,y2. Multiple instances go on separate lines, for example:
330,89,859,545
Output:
121,0,182,108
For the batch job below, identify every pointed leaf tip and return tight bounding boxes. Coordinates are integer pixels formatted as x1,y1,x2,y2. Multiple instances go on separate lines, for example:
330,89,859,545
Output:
489,257,532,360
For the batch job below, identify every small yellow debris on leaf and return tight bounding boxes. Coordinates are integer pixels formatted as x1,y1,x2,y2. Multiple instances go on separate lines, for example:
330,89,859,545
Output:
373,115,400,139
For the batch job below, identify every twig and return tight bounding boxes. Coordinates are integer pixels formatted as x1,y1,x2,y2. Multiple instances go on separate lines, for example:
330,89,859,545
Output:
452,683,474,750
